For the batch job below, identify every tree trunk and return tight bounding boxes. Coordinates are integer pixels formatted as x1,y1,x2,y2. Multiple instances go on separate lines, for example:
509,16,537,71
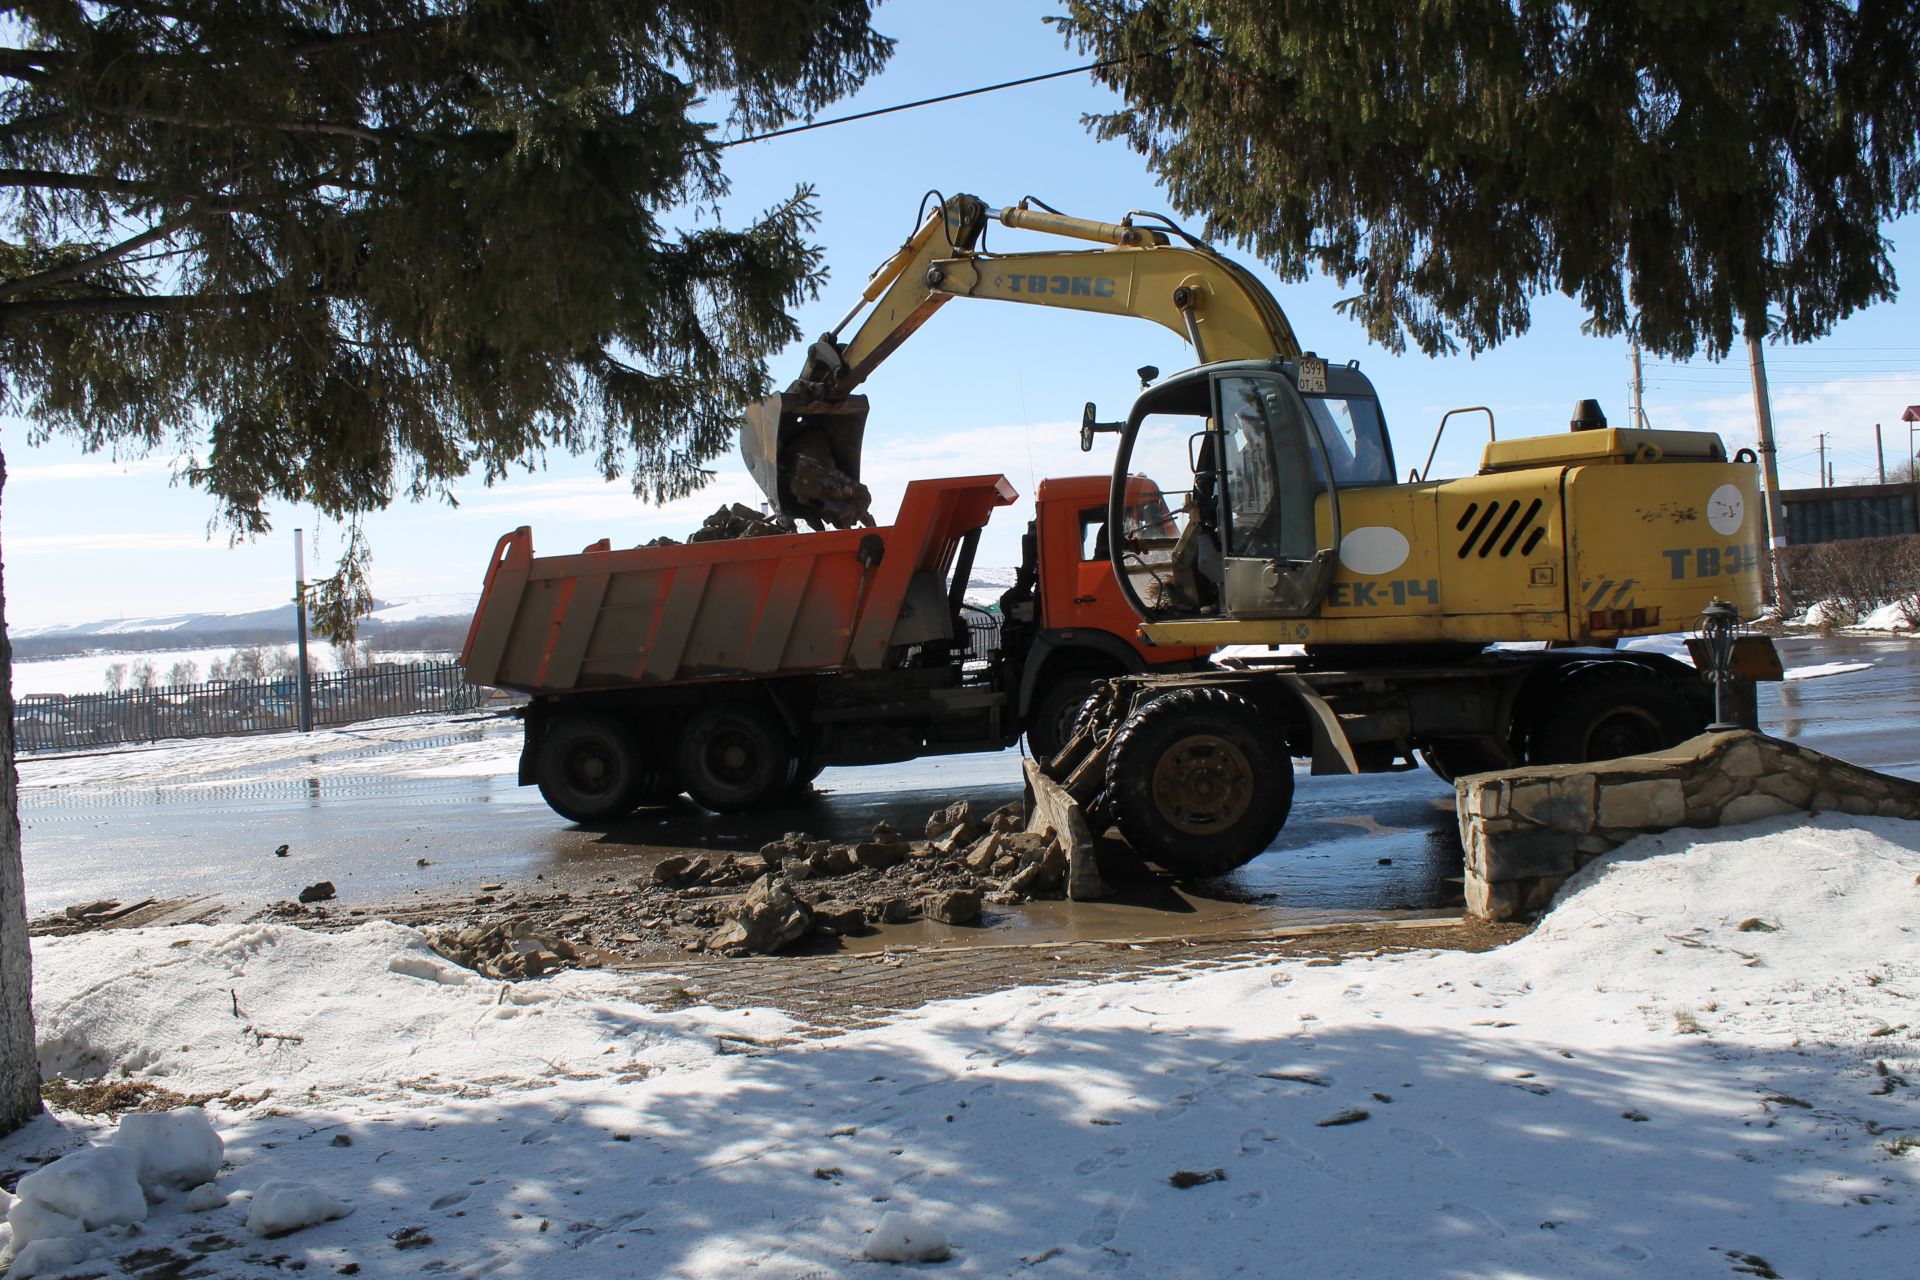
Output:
0,446,42,1133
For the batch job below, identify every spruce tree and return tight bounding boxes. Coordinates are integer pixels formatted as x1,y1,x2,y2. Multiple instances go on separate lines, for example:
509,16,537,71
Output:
1057,1,1920,358
0,0,890,1135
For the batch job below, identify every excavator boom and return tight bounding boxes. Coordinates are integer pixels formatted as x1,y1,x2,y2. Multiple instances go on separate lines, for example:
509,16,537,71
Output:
742,193,1303,528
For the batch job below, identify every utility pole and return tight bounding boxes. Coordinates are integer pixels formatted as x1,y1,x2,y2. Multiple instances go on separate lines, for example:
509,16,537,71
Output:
1816,432,1828,488
1876,424,1886,484
293,530,314,733
1744,333,1792,609
1629,343,1645,428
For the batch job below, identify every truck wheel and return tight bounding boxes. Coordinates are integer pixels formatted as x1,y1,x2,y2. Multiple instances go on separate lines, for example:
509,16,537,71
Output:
1531,668,1703,765
677,704,796,813
632,766,684,807
784,757,826,798
536,713,647,824
1105,687,1293,878
1027,673,1107,763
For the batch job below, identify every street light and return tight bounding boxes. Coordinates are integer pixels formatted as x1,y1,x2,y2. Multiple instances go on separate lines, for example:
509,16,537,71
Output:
1696,599,1743,732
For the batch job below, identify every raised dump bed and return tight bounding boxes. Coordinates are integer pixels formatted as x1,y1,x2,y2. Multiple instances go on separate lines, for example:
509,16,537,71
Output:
461,475,1018,696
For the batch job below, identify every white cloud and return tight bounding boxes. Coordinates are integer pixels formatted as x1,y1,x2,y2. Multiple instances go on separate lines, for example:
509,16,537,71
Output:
8,531,220,553
8,455,181,483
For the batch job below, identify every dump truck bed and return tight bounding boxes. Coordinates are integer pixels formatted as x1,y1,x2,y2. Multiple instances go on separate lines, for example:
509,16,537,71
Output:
461,475,1018,695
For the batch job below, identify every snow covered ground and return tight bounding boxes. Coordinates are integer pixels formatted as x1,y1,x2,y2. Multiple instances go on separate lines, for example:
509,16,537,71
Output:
1785,597,1918,636
7,815,1918,1277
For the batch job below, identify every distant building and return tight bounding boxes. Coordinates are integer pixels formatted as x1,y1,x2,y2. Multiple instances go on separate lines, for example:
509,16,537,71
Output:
1780,479,1920,545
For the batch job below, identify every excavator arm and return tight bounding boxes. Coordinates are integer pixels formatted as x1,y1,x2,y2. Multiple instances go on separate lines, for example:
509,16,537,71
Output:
742,193,1304,528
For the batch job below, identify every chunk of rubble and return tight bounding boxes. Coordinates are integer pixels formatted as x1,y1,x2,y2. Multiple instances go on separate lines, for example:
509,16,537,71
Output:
922,888,983,926
686,502,791,543
428,919,588,980
706,874,814,955
924,800,973,839
810,900,870,937
853,841,911,870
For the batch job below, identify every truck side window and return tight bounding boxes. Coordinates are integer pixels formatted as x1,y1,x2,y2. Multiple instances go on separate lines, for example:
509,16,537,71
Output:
1079,511,1110,562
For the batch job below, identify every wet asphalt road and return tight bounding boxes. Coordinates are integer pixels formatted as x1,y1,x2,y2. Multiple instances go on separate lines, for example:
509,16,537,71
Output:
19,634,1919,940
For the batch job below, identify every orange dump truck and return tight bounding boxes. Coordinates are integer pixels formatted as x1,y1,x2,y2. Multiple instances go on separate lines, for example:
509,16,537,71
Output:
461,474,1210,822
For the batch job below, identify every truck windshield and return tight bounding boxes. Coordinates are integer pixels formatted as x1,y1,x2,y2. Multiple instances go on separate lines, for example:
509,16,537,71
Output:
1304,395,1392,486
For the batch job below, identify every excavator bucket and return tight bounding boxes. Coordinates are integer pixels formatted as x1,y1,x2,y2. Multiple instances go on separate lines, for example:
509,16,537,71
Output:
740,392,875,530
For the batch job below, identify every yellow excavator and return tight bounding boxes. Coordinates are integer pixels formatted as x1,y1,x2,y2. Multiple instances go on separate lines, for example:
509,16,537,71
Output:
743,193,1780,876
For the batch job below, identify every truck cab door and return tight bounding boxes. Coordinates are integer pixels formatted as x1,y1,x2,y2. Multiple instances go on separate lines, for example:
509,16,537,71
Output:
1213,371,1341,617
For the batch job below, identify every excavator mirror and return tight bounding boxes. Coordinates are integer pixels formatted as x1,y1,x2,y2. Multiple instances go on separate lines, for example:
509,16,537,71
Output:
1080,402,1125,452
1137,365,1159,388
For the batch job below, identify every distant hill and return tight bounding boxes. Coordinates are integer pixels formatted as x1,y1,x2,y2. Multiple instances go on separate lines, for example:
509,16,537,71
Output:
11,594,480,661
12,570,1023,663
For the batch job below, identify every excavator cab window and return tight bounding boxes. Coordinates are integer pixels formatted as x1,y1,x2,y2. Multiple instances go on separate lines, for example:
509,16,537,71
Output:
1303,394,1393,487
1212,372,1342,617
1216,375,1318,565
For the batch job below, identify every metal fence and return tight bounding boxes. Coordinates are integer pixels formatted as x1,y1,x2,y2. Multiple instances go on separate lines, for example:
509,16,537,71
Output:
12,661,488,754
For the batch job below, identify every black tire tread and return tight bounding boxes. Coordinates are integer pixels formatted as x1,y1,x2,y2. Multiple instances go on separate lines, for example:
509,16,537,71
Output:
1104,685,1293,878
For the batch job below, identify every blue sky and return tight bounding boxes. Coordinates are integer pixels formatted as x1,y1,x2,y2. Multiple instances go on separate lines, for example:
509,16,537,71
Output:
4,1,1918,631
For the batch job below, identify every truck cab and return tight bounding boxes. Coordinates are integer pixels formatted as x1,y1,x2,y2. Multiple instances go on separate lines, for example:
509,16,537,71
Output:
1009,475,1212,758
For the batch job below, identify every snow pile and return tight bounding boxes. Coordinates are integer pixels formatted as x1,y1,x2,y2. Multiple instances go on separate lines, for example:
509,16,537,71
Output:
31,920,793,1096
13,816,1920,1277
114,1108,224,1190
1786,595,1919,634
246,1179,354,1238
3,1109,222,1276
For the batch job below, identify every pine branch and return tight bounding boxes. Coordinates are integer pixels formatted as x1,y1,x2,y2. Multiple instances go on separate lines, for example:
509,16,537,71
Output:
0,212,206,299
0,168,181,199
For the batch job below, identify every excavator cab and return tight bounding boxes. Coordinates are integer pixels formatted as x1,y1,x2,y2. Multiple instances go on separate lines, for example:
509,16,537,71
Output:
1109,357,1396,622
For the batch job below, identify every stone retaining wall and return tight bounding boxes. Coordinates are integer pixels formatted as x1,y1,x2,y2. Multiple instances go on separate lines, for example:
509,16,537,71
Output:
1457,731,1920,921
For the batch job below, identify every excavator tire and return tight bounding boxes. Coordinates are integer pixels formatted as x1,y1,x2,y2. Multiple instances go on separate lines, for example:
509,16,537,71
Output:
1529,666,1703,765
536,713,650,824
677,702,797,813
1105,686,1292,879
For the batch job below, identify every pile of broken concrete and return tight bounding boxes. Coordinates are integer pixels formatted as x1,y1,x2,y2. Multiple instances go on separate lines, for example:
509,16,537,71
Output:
668,799,1053,957
426,918,606,980
643,502,791,548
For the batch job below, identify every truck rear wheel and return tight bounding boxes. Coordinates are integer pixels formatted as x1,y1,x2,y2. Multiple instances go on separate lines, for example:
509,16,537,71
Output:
678,703,796,813
1530,667,1703,765
1027,672,1109,763
536,713,648,824
1105,687,1293,879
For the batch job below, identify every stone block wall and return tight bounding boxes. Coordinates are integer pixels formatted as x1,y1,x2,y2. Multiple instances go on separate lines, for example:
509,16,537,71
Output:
1457,731,1920,921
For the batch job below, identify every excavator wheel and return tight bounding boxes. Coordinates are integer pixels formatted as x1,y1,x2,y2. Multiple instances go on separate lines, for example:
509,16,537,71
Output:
1529,666,1704,765
536,713,650,824
1105,686,1293,879
677,703,797,813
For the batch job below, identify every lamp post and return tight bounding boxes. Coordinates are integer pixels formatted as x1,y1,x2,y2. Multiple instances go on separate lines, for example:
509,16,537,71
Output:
293,530,315,733
1697,599,1742,732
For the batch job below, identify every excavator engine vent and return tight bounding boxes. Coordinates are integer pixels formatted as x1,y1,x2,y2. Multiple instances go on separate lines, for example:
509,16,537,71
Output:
1455,499,1547,559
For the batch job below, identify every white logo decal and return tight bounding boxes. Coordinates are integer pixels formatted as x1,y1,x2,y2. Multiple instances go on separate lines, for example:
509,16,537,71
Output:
1707,484,1744,536
1339,526,1411,576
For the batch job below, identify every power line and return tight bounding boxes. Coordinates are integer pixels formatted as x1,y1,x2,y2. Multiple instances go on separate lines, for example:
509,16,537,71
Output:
717,59,1130,149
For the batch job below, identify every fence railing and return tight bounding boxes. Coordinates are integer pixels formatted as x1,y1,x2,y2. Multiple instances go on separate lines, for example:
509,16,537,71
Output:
12,661,489,754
